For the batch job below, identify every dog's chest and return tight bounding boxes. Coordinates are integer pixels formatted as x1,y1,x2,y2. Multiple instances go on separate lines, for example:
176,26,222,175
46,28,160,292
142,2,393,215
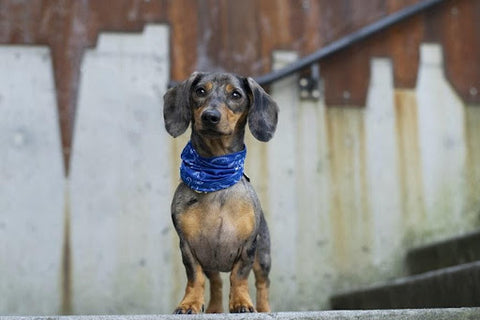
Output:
178,191,256,272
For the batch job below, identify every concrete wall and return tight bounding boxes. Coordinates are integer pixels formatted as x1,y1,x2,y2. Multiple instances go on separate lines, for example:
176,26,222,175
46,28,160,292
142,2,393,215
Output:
1,25,479,315
265,47,480,311
0,46,64,315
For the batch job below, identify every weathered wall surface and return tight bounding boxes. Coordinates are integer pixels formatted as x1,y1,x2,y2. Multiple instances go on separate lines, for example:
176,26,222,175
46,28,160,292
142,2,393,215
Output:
69,25,174,314
1,23,479,314
0,46,64,315
263,47,480,310
252,42,480,310
1,0,478,174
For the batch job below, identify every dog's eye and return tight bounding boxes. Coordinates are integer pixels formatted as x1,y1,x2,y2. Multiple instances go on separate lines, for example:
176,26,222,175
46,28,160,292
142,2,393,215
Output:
231,90,242,100
195,87,207,97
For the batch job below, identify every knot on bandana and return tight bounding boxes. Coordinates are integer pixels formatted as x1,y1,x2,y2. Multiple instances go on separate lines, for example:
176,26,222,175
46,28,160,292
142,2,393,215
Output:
180,141,246,193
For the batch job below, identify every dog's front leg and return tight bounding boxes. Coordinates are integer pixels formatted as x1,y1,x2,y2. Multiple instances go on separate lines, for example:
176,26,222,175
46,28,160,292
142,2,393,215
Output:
205,271,224,313
229,245,256,313
174,241,205,314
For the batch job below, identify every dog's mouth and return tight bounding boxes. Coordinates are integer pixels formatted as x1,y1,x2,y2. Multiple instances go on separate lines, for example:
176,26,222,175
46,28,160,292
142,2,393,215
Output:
198,125,233,137
199,128,230,136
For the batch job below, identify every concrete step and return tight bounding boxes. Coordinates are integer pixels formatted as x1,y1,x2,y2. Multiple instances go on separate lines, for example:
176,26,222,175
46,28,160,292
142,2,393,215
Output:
1,309,480,320
330,261,480,310
407,229,480,275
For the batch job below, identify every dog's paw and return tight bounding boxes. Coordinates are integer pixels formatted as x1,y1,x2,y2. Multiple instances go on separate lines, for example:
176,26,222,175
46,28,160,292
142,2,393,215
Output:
173,303,205,314
229,298,255,313
230,305,255,313
229,284,255,313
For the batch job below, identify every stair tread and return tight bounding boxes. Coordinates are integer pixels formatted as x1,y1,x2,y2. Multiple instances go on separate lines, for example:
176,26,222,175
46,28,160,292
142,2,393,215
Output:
407,229,480,274
2,309,480,320
330,261,480,309
406,230,480,274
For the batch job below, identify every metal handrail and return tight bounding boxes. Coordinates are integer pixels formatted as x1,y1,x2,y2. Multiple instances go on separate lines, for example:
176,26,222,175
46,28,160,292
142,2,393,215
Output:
255,0,444,85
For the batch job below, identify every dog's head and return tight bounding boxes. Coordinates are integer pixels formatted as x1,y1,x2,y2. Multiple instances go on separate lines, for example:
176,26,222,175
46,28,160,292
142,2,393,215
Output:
163,72,278,142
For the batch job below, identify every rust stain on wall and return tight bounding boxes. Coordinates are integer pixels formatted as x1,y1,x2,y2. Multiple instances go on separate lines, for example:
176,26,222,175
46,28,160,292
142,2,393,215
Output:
394,90,426,240
326,108,371,271
465,106,480,223
244,132,270,219
61,184,72,314
326,109,345,265
1,0,478,175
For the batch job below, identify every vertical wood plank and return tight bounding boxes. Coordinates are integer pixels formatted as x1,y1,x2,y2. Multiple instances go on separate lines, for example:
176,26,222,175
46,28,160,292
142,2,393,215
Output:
226,0,261,75
168,0,198,80
195,0,228,72
386,0,424,89
439,0,480,104
257,0,292,74
322,42,371,107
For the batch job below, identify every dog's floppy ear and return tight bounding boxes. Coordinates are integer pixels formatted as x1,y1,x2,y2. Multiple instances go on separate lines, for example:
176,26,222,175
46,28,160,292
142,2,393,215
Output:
246,77,279,142
163,72,203,137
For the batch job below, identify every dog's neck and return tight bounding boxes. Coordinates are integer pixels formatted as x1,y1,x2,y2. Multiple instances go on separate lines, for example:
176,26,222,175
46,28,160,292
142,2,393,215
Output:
191,129,246,158
180,140,247,193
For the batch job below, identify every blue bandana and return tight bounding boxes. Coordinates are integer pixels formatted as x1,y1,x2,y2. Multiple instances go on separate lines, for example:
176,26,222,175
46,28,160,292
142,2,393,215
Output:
180,141,247,193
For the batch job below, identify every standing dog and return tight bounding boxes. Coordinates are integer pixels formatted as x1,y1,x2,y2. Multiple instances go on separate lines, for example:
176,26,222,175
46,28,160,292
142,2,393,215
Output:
163,72,278,314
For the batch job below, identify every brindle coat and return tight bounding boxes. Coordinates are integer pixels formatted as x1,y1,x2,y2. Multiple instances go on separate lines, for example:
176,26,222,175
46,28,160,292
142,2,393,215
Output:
163,72,278,314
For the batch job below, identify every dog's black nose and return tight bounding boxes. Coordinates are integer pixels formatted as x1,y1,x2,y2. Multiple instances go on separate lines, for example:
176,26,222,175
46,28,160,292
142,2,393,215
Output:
201,109,221,125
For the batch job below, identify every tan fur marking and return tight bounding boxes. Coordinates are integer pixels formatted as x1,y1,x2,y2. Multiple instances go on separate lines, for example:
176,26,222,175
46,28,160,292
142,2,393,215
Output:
225,83,235,93
180,198,255,244
210,104,241,137
178,206,203,240
201,105,247,156
229,263,255,312
206,272,224,313
193,106,206,132
224,105,245,129
253,259,271,312
176,264,205,314
204,81,213,91
194,100,247,139
225,198,255,240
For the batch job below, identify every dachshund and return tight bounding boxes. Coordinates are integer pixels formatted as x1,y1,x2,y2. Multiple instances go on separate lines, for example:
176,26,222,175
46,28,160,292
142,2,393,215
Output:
163,72,278,314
